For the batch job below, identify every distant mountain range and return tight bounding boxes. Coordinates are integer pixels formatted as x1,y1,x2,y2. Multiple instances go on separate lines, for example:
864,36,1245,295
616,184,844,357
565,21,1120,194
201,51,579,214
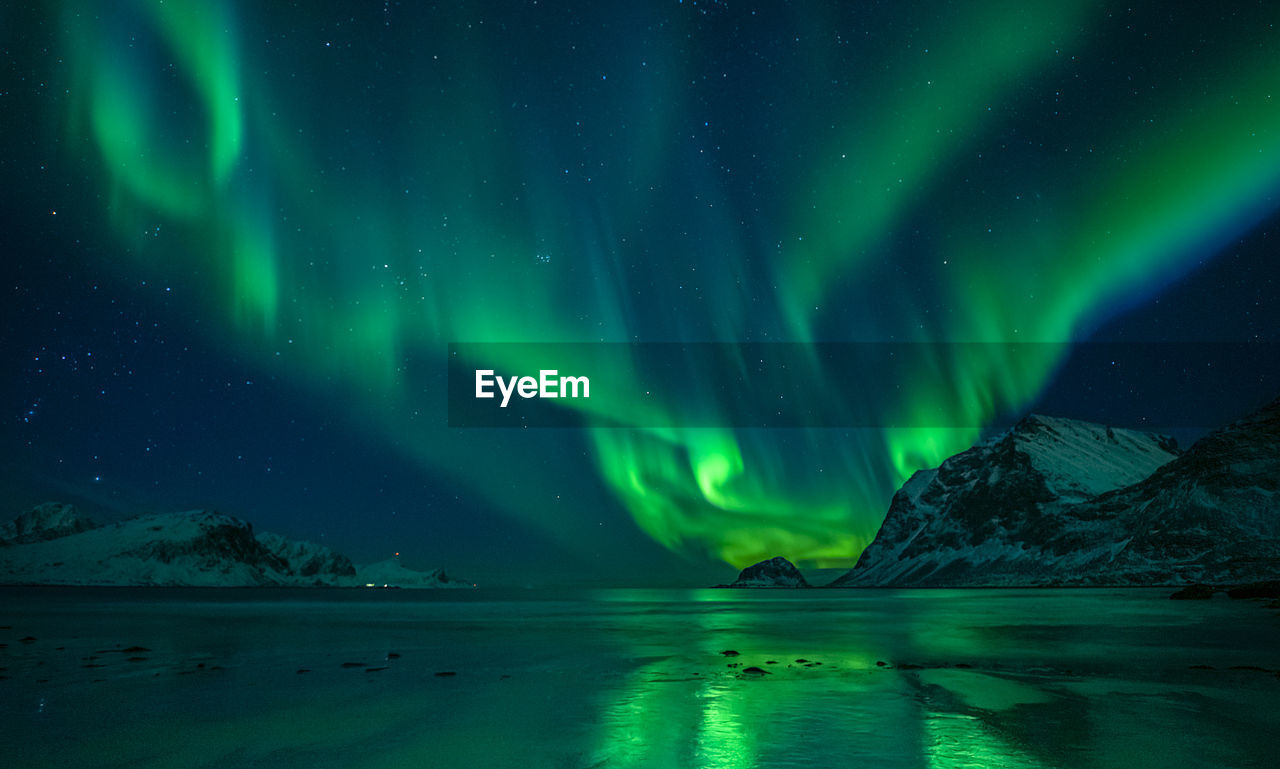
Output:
831,396,1280,587
11,396,1279,591
0,504,470,588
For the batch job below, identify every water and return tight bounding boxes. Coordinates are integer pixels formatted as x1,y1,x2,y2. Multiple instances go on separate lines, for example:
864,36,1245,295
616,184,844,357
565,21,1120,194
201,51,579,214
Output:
2,587,1278,768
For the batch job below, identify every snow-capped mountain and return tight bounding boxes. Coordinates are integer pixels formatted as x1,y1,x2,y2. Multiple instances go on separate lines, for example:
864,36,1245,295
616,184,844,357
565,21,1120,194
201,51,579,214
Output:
257,531,357,581
1060,396,1280,584
726,556,810,587
355,558,472,588
0,502,99,544
0,505,470,588
831,413,1186,587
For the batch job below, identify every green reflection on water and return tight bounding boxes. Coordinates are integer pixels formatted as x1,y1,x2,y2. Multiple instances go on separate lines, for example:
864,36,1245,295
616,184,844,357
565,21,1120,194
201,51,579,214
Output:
7,589,1280,768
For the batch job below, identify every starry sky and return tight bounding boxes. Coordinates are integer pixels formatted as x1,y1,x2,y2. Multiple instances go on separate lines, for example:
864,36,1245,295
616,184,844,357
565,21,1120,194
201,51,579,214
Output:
2,1,1278,586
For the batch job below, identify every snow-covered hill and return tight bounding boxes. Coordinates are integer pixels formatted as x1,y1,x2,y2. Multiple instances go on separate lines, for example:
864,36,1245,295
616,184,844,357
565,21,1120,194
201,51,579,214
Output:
1063,397,1280,584
835,398,1280,587
831,414,1182,586
0,502,99,544
355,558,472,588
0,505,470,588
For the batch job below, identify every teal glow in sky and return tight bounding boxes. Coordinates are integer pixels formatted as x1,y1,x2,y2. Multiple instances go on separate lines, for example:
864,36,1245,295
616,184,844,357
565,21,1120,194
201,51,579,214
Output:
6,0,1280,575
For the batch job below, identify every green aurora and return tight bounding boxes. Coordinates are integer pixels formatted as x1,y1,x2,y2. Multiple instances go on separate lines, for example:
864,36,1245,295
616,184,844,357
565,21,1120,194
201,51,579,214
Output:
47,0,1280,568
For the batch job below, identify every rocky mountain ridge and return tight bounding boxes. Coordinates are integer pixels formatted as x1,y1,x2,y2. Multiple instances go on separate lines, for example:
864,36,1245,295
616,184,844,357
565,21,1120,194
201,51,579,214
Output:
833,398,1280,587
724,556,810,588
0,504,470,588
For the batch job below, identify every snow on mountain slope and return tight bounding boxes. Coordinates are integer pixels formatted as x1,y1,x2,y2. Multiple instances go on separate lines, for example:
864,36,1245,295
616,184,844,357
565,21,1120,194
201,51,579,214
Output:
0,502,99,545
0,510,288,586
0,506,467,588
256,532,356,580
1062,397,1280,584
1011,415,1180,499
355,558,473,588
831,413,1183,587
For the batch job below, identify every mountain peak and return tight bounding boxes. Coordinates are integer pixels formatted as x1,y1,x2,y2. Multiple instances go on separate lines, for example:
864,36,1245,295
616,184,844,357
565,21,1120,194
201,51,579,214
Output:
832,412,1180,587
1001,414,1180,500
0,506,469,588
728,556,809,588
833,397,1280,587
356,558,470,588
0,502,100,545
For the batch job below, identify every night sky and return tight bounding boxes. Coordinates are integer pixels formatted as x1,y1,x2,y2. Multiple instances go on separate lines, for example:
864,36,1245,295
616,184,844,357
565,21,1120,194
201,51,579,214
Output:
2,1,1278,586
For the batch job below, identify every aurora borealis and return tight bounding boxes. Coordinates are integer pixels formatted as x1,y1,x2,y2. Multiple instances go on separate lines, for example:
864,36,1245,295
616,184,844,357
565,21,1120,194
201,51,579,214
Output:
3,0,1279,581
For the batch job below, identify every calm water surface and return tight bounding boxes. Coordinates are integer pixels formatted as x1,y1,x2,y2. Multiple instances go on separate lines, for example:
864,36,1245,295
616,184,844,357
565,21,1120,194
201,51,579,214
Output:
2,587,1278,768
